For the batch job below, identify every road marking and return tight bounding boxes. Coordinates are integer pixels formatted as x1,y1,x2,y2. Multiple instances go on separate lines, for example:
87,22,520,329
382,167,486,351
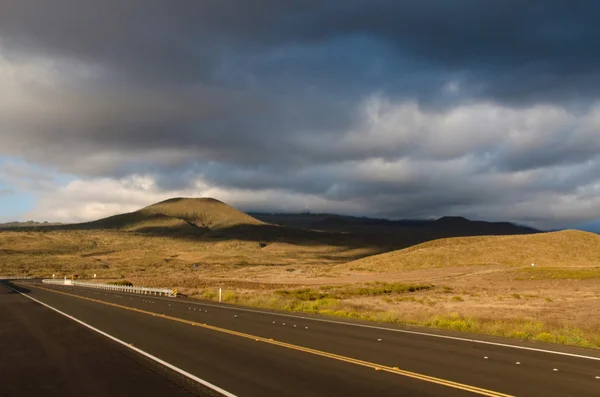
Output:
4,284,237,397
32,285,512,397
58,284,600,362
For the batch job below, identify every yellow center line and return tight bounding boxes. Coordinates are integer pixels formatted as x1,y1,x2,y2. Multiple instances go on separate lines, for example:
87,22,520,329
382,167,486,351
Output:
34,285,514,397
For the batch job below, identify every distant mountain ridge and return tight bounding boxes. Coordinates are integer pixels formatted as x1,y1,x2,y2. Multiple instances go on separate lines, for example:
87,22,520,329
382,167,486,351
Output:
249,212,539,235
0,220,63,227
1,199,541,248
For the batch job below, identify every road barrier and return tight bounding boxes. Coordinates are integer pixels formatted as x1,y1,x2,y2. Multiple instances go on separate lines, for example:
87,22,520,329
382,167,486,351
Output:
0,276,35,280
41,279,176,297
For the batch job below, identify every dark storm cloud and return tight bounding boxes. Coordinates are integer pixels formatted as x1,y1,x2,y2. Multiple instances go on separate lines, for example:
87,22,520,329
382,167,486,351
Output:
1,0,600,226
3,1,599,91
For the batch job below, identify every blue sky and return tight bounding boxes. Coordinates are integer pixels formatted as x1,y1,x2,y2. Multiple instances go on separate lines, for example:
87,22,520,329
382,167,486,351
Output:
0,156,75,222
0,158,32,220
0,191,35,222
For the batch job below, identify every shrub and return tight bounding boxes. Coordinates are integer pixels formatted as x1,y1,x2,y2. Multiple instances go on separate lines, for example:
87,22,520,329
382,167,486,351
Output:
535,332,555,343
222,291,238,303
510,331,531,340
201,290,217,300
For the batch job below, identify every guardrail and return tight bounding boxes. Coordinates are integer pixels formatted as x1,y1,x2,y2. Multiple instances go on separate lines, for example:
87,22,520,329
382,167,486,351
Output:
41,279,176,297
0,276,35,280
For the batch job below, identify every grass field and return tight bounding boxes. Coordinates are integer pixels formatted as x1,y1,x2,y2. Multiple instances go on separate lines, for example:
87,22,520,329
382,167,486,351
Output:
2,199,600,349
184,282,600,349
336,230,600,271
517,267,600,280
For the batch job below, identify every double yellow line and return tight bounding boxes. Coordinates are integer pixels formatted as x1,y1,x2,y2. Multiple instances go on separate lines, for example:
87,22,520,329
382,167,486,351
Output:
34,285,513,397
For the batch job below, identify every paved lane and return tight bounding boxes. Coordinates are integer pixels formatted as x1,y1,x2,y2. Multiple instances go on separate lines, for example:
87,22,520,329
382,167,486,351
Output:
9,282,600,396
0,282,221,397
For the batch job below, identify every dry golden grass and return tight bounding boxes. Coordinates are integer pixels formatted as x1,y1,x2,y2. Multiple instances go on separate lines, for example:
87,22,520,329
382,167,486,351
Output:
336,230,600,272
2,205,600,350
0,228,370,281
516,267,600,280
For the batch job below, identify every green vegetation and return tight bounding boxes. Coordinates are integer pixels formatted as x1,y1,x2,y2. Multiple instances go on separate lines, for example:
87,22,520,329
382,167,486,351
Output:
511,293,521,299
451,296,464,302
222,291,238,302
420,315,599,347
200,290,217,300
275,282,433,301
517,267,600,280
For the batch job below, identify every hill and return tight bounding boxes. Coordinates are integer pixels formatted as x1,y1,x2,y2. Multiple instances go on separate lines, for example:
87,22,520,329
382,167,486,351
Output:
75,197,265,232
250,212,537,236
338,229,600,272
1,198,540,251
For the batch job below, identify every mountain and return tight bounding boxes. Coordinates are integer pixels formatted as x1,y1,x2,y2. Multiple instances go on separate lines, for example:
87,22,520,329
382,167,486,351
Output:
1,199,540,251
74,197,264,232
249,212,538,235
0,221,63,227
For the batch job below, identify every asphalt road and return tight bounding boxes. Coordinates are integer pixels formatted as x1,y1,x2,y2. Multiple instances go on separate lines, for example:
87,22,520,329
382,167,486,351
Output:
0,282,220,397
6,281,600,397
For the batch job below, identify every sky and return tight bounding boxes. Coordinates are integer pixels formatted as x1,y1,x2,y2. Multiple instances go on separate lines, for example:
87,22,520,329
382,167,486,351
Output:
1,1,600,230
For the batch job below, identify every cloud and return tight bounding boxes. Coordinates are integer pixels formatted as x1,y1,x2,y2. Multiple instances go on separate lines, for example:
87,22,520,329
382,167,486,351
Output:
1,1,600,228
23,174,365,223
23,161,600,230
0,188,14,196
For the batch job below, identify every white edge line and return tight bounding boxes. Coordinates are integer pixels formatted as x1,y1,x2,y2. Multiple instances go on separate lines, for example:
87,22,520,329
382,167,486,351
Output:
5,284,238,397
47,283,600,362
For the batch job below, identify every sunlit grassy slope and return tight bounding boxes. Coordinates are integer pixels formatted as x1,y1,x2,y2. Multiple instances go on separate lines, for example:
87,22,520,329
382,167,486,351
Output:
339,230,600,271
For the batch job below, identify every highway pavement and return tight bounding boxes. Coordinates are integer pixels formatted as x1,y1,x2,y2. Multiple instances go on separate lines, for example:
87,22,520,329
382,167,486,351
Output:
5,281,600,396
0,282,220,397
